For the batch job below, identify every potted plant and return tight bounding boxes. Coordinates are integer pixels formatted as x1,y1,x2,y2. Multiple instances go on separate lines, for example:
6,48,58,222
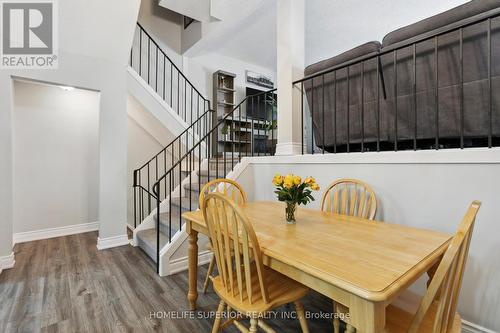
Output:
272,174,320,223
265,95,278,139
221,124,230,141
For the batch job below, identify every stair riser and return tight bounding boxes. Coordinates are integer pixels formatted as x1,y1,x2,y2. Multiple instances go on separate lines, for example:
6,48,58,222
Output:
136,237,157,263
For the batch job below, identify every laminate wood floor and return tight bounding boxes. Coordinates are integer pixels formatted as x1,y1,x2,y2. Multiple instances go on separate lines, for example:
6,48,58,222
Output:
0,232,338,332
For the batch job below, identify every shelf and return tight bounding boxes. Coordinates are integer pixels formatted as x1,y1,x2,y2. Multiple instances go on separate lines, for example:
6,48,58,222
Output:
217,101,234,107
218,87,235,93
218,139,251,144
219,115,268,126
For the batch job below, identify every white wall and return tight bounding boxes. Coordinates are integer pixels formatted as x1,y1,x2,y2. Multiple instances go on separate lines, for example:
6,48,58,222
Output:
0,0,140,258
127,95,176,227
0,79,14,259
233,150,500,332
138,0,183,67
305,0,469,66
188,52,276,104
12,80,100,234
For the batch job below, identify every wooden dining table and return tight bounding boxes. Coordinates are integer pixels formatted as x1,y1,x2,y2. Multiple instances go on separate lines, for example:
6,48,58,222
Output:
182,201,452,333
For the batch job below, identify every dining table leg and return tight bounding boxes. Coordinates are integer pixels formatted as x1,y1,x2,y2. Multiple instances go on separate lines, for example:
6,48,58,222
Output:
348,297,385,333
188,229,199,310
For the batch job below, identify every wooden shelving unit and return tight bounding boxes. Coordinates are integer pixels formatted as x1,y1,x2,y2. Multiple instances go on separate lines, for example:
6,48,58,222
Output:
212,70,275,157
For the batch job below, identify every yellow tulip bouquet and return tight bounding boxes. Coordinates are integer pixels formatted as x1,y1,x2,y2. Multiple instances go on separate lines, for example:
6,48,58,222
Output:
272,174,320,223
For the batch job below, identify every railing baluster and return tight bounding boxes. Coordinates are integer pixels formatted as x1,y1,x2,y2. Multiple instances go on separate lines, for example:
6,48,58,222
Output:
301,82,304,154
147,164,151,211
459,28,464,149
155,47,158,92
322,74,325,154
376,58,380,152
139,29,142,76
170,64,173,107
169,173,172,241
347,67,350,153
239,105,242,161
147,38,150,84
361,62,364,152
177,72,180,116
163,57,166,100
394,50,398,151
334,71,337,153
488,18,492,148
257,95,261,157
434,36,439,150
413,43,417,150
311,77,315,154
156,185,160,273
133,185,137,228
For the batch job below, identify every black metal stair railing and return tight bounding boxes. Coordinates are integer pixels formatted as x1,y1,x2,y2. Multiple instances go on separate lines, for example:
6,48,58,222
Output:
130,22,213,229
150,88,278,272
130,22,208,125
294,8,500,154
133,107,213,229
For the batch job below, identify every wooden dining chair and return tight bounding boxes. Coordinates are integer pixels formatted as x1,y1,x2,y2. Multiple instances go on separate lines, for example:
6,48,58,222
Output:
203,192,310,333
199,178,248,294
335,201,481,333
320,179,377,220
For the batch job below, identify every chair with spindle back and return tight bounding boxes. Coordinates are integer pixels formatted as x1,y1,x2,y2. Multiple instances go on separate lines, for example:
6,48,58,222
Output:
199,179,248,293
335,201,481,333
203,193,310,333
321,179,377,220
323,179,378,333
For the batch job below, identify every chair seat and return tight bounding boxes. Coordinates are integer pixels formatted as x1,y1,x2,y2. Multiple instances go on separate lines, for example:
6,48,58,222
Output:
212,264,309,315
383,290,462,333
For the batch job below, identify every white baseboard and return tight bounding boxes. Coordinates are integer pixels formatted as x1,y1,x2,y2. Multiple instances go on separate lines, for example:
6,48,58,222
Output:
167,250,213,276
462,320,498,333
96,234,130,250
0,252,15,275
13,222,99,244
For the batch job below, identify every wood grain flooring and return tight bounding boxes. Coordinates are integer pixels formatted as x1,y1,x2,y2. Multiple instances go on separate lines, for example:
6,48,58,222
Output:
0,232,339,332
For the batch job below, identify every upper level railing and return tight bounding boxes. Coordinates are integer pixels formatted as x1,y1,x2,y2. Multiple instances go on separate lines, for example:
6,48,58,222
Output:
130,22,210,125
294,8,500,154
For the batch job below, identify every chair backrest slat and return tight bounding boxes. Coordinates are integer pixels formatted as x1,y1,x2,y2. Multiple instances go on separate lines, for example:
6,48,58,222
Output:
321,179,377,220
203,193,269,306
199,178,247,210
407,201,480,333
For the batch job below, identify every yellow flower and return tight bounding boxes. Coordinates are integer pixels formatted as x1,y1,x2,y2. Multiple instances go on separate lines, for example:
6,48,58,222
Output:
283,174,294,188
293,175,301,185
304,176,315,185
272,173,283,186
311,183,320,191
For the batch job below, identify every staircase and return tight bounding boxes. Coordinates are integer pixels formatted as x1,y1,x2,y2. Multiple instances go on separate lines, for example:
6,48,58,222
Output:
129,23,277,275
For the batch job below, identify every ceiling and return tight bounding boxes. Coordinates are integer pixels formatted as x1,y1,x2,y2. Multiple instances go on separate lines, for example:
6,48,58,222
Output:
184,0,471,71
206,1,277,70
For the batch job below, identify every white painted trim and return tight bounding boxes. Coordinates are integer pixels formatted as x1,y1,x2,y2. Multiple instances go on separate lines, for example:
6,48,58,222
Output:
246,147,500,165
159,223,189,276
275,141,303,156
13,222,99,244
0,252,15,274
462,320,498,333
96,234,130,250
168,250,213,276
